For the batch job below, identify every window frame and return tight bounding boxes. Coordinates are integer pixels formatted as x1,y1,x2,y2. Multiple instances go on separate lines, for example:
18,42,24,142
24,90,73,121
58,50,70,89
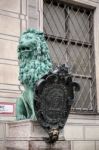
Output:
43,0,97,113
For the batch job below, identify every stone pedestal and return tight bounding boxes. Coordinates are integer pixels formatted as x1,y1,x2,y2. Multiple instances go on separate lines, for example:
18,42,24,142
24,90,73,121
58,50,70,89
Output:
5,120,70,150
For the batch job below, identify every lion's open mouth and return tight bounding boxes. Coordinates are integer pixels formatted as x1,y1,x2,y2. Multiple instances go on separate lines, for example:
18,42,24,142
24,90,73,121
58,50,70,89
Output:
18,46,32,53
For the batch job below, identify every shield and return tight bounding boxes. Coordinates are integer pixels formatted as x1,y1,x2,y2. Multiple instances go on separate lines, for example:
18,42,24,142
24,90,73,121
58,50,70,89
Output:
34,64,80,143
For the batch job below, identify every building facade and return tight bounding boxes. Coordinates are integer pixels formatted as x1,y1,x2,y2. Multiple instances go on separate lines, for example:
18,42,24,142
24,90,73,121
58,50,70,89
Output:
0,0,99,149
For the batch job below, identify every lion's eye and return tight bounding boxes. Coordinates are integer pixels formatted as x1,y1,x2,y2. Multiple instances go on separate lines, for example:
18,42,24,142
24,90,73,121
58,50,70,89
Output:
22,47,25,50
26,47,30,50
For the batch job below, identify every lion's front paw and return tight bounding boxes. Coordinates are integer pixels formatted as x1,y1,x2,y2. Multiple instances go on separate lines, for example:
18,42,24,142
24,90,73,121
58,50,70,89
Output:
30,114,37,121
16,115,26,120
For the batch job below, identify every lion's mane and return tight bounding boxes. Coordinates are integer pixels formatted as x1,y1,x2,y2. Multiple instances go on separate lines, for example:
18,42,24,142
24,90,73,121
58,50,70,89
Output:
17,29,53,88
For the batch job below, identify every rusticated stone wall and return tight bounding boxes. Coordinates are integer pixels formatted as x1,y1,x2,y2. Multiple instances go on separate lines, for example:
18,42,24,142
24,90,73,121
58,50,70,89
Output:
0,0,43,120
0,0,27,120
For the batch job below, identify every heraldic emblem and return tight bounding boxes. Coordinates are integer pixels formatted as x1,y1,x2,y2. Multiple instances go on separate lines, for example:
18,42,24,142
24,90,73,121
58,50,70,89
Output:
34,64,80,143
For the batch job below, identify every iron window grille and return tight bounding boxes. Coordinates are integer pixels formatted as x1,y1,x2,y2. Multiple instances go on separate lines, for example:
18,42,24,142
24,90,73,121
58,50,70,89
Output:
43,0,97,113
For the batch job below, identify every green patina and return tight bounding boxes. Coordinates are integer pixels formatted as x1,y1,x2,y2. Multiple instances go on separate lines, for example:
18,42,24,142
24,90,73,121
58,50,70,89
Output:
16,29,53,120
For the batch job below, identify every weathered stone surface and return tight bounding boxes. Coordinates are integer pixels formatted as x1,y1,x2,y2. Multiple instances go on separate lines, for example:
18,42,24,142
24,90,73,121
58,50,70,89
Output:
6,120,50,139
0,0,20,13
0,141,5,150
22,0,27,15
5,120,68,150
73,141,95,150
0,64,19,84
0,15,20,36
64,125,84,140
6,140,70,150
29,141,71,150
28,18,39,29
0,122,6,139
6,140,29,150
0,39,18,60
29,0,37,7
85,126,99,140
96,141,99,150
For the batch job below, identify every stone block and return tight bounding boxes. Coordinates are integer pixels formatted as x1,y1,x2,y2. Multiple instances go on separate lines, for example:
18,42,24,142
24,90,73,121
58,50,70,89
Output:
32,124,48,138
6,120,33,138
29,141,71,150
6,120,64,139
0,64,19,84
22,20,27,32
0,123,6,139
85,126,99,140
28,18,39,30
29,0,37,7
22,0,27,15
6,140,29,150
0,15,20,36
0,10,19,18
0,141,5,150
0,116,16,121
28,6,39,18
96,141,99,150
0,34,19,42
0,39,18,60
0,84,20,92
5,120,69,150
64,125,84,140
6,140,70,150
0,0,20,13
6,120,46,139
0,88,19,98
73,141,95,150
67,115,99,124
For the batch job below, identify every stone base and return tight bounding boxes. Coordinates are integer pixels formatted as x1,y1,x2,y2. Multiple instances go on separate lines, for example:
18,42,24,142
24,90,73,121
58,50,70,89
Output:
29,141,70,150
5,120,70,150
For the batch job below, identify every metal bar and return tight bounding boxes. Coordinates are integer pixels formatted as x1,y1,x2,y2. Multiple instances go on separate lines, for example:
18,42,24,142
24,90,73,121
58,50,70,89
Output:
43,0,96,112
45,34,92,47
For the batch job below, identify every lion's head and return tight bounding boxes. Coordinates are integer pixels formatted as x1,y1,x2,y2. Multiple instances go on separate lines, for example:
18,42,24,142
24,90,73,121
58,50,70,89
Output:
17,29,53,88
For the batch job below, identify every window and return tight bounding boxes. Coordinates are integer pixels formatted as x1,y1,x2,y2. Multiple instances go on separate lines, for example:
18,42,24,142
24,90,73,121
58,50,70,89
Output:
43,0,96,113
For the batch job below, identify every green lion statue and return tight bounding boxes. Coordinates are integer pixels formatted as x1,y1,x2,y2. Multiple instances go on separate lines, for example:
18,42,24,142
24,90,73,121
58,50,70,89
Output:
16,29,53,120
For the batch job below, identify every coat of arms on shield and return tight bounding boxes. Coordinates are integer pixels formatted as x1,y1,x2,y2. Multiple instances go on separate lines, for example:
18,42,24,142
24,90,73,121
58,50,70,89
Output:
34,64,80,143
